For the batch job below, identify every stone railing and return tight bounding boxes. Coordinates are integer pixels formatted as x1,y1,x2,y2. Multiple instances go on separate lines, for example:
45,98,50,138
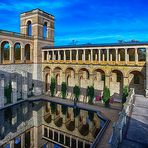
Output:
109,88,135,148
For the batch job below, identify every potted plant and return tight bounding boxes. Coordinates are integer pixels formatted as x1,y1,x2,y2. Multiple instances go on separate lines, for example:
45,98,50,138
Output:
102,86,110,107
61,82,67,99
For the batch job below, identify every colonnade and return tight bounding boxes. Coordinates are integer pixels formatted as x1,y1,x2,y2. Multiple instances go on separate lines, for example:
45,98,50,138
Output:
42,47,146,64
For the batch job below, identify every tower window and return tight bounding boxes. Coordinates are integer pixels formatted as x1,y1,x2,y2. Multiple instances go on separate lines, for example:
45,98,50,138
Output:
134,75,140,84
27,21,32,36
43,22,47,38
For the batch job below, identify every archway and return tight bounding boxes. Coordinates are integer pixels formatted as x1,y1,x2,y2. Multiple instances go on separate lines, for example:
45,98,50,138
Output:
1,41,10,63
110,70,123,100
25,44,31,61
128,71,144,95
43,66,50,92
14,43,21,61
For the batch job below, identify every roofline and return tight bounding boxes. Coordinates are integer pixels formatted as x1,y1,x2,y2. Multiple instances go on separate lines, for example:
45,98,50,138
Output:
21,8,54,18
42,42,148,49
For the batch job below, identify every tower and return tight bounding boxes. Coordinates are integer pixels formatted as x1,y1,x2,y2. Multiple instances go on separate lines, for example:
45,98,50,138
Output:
20,9,55,95
20,8,54,40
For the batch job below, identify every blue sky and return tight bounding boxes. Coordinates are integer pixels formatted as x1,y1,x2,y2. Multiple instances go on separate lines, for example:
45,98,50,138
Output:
0,0,148,45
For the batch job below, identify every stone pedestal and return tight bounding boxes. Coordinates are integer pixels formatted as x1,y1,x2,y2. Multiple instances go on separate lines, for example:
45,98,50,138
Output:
21,71,28,99
0,77,4,107
12,75,17,103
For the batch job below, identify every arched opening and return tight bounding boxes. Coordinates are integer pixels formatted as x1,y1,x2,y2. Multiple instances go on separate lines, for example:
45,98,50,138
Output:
110,70,123,100
27,21,32,36
25,44,31,61
43,66,50,92
129,71,144,95
1,41,10,63
43,22,47,38
138,48,146,61
128,48,135,61
66,75,70,87
14,43,21,61
93,69,105,96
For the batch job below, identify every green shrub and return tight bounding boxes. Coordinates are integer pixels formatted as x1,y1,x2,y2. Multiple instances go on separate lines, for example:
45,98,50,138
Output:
122,86,129,103
73,107,80,118
102,86,110,107
61,82,67,99
73,85,80,101
87,86,94,104
4,82,12,104
62,105,67,115
50,77,56,97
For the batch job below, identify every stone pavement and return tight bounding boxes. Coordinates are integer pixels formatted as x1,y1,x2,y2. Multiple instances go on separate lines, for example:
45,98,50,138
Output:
120,95,148,148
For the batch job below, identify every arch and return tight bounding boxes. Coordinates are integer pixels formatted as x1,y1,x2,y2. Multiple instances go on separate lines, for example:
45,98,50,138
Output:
14,42,21,60
43,66,51,92
126,69,144,78
43,22,47,38
78,68,90,79
65,67,75,77
25,44,31,60
128,70,144,95
1,41,10,62
27,21,32,36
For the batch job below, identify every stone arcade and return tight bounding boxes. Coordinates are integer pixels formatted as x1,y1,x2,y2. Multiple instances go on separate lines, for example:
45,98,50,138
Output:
0,8,147,148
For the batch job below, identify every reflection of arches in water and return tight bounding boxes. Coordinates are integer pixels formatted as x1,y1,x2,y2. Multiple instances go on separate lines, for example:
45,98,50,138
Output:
45,73,50,92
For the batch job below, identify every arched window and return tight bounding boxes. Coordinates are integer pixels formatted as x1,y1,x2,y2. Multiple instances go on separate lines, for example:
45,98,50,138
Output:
43,22,47,38
14,43,21,60
25,44,31,60
134,75,140,84
27,21,32,36
1,41,10,61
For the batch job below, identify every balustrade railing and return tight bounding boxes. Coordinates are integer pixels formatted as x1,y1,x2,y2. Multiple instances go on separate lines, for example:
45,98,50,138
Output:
44,59,145,66
109,88,135,148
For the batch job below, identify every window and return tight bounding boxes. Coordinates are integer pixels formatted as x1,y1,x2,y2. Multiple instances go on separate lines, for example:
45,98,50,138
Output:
134,75,140,84
43,22,47,38
27,21,32,36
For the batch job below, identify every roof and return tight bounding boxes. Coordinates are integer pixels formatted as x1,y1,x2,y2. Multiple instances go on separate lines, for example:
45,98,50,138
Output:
21,8,54,17
42,42,148,49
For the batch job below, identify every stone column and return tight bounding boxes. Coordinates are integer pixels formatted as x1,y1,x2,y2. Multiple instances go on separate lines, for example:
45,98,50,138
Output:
135,48,138,64
83,50,86,62
76,50,78,62
75,73,79,86
102,54,105,61
47,51,49,61
70,50,72,62
11,74,17,103
145,48,148,97
125,48,128,64
118,54,121,61
10,140,14,148
42,51,44,62
123,77,129,86
12,106,17,125
10,46,14,63
91,49,93,62
115,48,118,63
21,47,25,63
110,54,112,61
0,77,4,107
21,71,28,100
58,51,60,60
64,50,66,61
30,47,33,61
107,49,109,62
98,49,101,62
21,134,25,148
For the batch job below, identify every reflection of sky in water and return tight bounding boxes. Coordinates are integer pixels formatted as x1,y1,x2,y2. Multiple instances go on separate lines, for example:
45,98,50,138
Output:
15,137,21,144
4,144,10,148
100,119,105,128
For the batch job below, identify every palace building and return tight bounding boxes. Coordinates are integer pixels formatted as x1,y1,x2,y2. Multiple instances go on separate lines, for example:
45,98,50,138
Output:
0,8,147,148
